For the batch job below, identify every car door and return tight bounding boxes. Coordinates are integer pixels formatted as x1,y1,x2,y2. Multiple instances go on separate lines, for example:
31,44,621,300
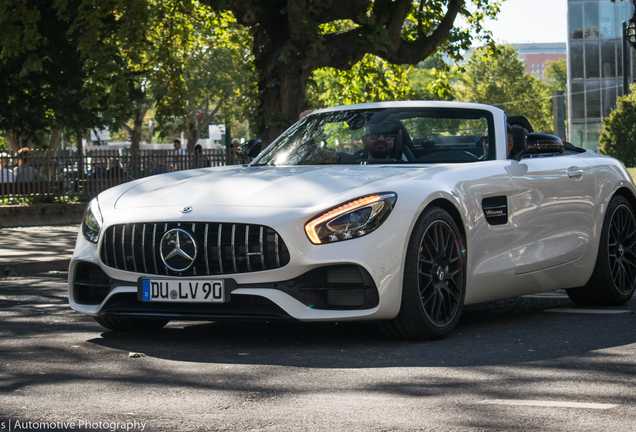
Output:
508,155,596,274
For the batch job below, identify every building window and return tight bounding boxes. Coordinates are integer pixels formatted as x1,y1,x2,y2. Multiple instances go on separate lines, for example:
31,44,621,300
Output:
601,40,616,78
571,123,586,148
570,2,583,39
602,79,617,117
585,41,600,78
585,2,600,38
571,42,584,79
587,121,602,150
586,80,601,119
571,81,585,120
616,1,631,38
600,2,616,39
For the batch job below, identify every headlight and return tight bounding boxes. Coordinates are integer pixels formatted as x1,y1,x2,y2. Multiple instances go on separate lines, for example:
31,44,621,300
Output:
82,198,103,244
305,193,397,244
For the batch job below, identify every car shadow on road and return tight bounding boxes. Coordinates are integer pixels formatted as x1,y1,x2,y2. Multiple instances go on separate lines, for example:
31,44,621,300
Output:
88,293,636,369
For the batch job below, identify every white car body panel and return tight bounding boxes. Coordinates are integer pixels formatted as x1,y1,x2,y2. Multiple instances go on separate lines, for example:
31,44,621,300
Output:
68,101,636,324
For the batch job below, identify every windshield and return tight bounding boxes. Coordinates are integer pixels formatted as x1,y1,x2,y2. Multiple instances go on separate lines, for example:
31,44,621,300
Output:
253,107,496,166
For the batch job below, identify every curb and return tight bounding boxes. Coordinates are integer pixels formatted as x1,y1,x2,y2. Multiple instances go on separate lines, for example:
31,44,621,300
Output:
0,203,86,228
2,259,70,278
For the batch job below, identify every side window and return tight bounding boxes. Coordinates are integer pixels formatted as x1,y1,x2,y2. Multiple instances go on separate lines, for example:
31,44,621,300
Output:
403,116,495,162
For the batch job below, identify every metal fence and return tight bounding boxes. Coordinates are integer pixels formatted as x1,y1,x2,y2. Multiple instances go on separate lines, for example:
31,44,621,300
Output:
0,148,227,200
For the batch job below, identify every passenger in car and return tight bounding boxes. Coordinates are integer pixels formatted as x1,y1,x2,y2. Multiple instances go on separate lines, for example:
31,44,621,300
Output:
479,124,514,159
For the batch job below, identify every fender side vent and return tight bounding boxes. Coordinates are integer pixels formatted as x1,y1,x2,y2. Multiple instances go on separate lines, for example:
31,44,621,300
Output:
482,196,508,225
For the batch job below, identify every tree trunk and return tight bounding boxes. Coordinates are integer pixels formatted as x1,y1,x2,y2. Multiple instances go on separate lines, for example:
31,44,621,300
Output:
121,103,148,178
257,65,307,146
252,17,308,147
4,131,31,152
187,118,200,153
48,125,63,152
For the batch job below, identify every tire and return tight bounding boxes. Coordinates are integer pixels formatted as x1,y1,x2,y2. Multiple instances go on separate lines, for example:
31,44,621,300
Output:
566,195,636,306
94,316,170,332
382,206,466,340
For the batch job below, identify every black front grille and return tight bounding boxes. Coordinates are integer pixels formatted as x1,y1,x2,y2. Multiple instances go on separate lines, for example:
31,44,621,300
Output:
100,222,290,276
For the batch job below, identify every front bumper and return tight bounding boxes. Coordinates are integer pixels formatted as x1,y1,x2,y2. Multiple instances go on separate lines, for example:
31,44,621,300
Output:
68,205,414,322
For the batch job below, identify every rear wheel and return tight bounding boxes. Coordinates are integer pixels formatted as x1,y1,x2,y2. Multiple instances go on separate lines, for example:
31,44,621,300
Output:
566,195,636,305
94,316,170,332
382,206,466,340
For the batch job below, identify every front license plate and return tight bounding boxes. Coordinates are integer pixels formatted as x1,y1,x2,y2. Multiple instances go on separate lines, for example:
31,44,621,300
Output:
139,278,225,303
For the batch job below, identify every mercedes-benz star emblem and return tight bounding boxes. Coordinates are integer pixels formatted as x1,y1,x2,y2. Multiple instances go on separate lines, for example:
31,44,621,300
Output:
181,206,193,213
160,228,198,272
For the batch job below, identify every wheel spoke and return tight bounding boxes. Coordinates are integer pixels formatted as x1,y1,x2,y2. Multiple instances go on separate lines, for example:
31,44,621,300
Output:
442,284,460,302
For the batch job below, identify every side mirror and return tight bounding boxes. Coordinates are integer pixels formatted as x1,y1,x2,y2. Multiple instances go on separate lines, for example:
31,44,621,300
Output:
514,133,564,161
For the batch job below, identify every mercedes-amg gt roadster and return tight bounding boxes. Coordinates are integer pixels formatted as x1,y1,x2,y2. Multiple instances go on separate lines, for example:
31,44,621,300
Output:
69,101,636,340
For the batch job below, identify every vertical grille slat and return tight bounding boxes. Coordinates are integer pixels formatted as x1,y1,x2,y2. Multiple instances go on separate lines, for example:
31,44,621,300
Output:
217,223,224,274
231,224,237,273
204,223,210,275
131,224,137,273
152,224,158,274
259,227,265,270
121,225,127,271
111,226,116,268
163,223,169,275
275,233,280,267
101,221,289,276
142,224,148,274
245,225,251,272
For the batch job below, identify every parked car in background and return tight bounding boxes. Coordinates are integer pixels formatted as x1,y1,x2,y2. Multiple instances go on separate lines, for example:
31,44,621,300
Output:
69,101,636,340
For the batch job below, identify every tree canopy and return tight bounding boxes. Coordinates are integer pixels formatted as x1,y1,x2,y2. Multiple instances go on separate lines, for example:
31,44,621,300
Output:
458,45,553,133
198,0,502,143
1,0,504,148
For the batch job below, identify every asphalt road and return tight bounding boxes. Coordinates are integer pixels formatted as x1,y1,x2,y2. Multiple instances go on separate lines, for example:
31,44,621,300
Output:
1,273,635,432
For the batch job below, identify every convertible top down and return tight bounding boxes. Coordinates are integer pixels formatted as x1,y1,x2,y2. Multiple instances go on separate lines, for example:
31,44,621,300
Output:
69,101,636,340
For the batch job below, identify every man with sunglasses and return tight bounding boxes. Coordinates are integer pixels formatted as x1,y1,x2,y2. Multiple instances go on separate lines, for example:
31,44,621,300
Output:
361,124,399,160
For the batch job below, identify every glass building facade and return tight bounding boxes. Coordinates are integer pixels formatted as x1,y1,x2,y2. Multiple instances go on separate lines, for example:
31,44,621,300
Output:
568,0,635,149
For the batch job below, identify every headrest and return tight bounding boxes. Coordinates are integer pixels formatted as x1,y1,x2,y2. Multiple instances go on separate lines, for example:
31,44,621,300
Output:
511,126,529,159
367,121,401,135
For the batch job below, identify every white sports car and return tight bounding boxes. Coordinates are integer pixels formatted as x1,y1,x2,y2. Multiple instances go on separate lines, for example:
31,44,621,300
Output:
69,101,636,340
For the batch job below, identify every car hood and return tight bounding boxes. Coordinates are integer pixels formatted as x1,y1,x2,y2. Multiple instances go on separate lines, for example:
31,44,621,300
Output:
111,165,417,209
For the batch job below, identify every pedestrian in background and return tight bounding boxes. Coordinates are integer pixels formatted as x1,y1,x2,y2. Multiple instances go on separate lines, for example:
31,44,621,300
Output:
229,138,241,165
100,158,131,181
172,139,189,171
13,148,48,182
0,153,15,183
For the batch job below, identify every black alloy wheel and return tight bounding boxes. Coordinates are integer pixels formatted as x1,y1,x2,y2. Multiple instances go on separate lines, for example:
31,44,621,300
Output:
607,202,636,295
381,206,466,340
567,195,636,305
417,220,464,327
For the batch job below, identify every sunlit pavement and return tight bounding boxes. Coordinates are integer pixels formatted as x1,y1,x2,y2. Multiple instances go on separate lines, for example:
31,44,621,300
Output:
0,273,635,432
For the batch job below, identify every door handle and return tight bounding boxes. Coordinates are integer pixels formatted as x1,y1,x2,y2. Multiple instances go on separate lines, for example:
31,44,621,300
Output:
567,167,584,179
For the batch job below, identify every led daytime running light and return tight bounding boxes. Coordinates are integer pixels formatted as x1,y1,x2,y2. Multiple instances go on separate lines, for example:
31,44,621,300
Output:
305,195,384,244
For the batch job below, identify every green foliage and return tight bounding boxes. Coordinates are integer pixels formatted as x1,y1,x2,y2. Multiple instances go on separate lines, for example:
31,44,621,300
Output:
0,0,103,147
0,194,85,206
599,84,636,166
307,54,411,109
458,45,553,133
1,0,506,147
153,9,257,145
545,58,568,92
408,66,457,101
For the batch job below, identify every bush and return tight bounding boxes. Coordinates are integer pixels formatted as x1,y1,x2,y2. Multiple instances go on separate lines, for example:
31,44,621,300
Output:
599,84,636,166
